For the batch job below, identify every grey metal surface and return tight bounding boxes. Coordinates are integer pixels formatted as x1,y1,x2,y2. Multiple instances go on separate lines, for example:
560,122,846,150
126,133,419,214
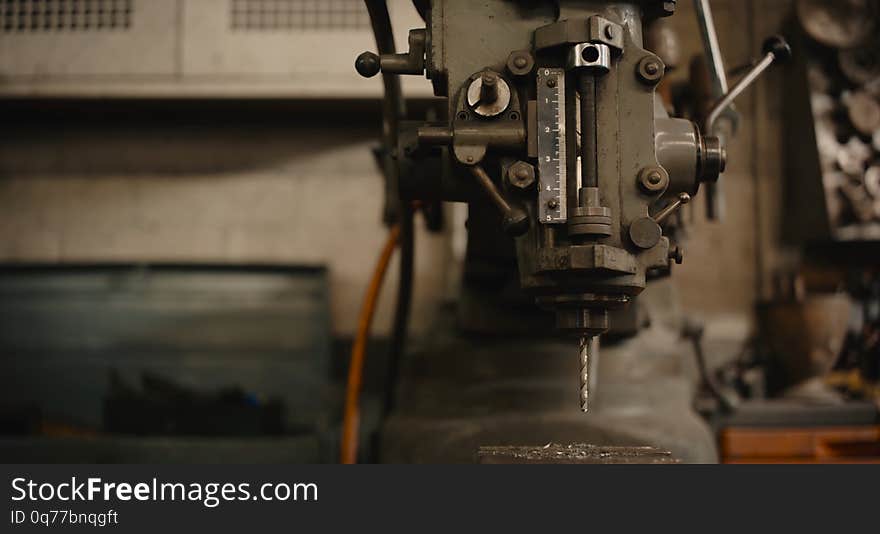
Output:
380,281,719,464
376,0,731,413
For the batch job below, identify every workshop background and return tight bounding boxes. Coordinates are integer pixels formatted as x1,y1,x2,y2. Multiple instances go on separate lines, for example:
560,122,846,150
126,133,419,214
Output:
1,0,878,463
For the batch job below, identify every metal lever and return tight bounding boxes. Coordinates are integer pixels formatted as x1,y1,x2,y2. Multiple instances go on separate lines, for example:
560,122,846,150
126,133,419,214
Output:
705,36,792,135
356,28,427,77
655,193,691,225
470,165,529,237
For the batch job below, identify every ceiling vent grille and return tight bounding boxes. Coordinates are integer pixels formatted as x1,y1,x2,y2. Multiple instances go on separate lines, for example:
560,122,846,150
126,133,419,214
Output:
1,0,133,32
230,0,369,31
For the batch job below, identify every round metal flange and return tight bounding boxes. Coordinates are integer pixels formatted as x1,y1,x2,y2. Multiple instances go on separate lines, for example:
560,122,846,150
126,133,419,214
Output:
467,74,511,118
839,46,880,85
796,0,878,49
866,166,880,198
629,217,663,249
568,205,613,238
845,91,880,136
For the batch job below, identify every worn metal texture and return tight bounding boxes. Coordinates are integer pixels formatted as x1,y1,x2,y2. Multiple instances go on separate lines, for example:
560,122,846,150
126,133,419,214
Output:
479,443,679,464
380,280,719,464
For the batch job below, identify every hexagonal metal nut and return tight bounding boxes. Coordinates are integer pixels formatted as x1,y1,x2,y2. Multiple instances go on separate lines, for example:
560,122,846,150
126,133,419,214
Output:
507,161,537,190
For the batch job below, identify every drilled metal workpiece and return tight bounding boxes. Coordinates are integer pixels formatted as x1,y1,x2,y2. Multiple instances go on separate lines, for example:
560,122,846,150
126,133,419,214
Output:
478,444,680,464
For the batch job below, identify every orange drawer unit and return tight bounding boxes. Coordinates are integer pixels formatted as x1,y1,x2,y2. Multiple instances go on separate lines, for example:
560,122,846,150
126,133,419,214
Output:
721,426,880,464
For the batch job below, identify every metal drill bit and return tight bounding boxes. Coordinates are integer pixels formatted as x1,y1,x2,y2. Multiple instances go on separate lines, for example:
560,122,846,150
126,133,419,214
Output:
579,336,591,412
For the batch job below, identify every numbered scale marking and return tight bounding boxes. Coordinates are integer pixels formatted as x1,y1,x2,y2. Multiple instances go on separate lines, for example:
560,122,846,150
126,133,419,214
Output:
537,67,567,224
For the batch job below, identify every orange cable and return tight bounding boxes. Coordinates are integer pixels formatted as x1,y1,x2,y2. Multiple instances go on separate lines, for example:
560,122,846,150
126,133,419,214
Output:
340,224,401,464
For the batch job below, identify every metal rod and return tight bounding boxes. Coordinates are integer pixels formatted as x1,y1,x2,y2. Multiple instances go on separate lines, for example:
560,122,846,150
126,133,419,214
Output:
693,0,729,98
364,0,406,225
579,74,598,190
471,165,514,215
654,193,692,224
364,0,413,420
706,52,775,135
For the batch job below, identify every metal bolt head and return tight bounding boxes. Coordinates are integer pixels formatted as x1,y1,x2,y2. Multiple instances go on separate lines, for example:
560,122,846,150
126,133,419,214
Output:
638,166,669,193
604,25,616,40
507,161,536,190
547,78,557,88
507,50,535,76
637,56,665,84
547,199,559,210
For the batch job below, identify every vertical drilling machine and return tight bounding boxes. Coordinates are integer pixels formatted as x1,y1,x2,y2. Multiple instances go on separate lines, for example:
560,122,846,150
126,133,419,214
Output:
355,0,789,412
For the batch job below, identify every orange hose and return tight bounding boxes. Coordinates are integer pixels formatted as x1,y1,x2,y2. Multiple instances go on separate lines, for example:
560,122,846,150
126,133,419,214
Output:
341,224,401,464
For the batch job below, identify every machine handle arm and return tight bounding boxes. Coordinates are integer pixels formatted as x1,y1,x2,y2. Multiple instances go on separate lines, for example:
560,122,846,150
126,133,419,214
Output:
705,35,792,135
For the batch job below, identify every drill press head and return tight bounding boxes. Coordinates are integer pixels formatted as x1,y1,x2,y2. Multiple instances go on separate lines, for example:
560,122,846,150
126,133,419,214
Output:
358,0,728,410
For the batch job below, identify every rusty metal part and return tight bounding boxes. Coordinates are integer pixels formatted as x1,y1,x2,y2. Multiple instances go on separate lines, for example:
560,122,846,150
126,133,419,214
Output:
845,90,880,136
839,46,880,85
866,166,880,198
478,444,680,464
796,0,878,49
837,136,872,176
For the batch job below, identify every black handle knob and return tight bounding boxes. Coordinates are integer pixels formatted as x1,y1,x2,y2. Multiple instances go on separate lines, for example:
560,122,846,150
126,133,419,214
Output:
503,208,530,237
355,52,381,78
762,35,792,63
